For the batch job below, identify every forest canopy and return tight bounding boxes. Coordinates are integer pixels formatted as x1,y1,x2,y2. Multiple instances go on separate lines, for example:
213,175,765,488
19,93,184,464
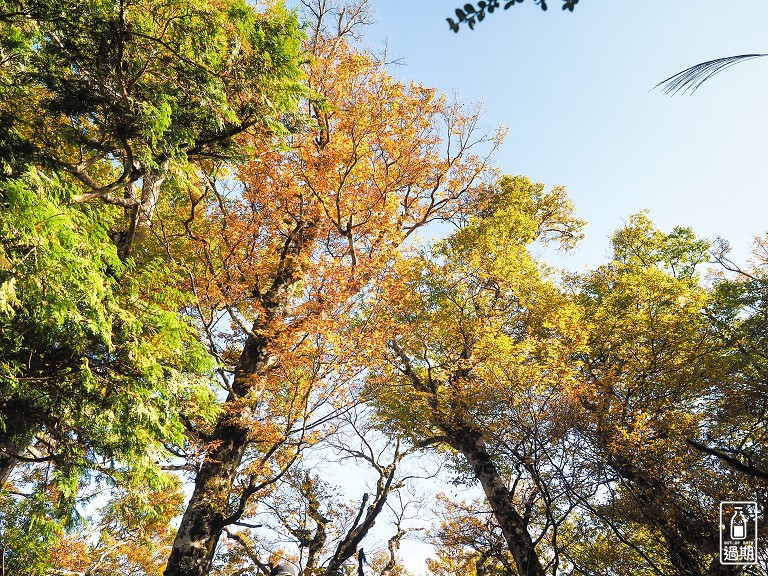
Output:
0,1,765,575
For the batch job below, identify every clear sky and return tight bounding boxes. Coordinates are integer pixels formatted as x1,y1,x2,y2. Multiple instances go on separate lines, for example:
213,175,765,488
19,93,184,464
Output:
361,0,768,271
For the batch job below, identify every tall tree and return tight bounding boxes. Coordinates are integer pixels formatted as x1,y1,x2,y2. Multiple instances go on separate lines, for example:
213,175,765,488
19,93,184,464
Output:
571,213,765,575
367,175,585,576
0,3,304,567
698,236,768,483
0,0,304,489
160,25,502,574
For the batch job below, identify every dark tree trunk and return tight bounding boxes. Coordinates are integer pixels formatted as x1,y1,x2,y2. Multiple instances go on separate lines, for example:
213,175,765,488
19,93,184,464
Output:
163,395,250,574
164,331,273,576
0,399,37,487
165,226,309,576
448,424,546,576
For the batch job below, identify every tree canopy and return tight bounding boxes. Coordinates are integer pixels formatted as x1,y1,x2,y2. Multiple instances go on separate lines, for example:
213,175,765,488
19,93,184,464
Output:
1,1,766,575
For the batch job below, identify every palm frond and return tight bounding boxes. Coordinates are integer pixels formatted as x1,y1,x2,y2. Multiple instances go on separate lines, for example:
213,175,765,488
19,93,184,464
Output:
655,54,768,95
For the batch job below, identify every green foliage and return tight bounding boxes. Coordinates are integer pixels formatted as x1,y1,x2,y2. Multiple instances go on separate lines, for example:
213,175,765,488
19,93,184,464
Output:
698,237,768,482
0,0,305,191
610,211,710,279
370,174,583,467
571,216,758,574
0,490,63,576
0,168,216,491
447,0,579,32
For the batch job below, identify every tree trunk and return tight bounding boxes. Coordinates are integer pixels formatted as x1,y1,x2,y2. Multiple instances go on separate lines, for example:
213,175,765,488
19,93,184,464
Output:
164,330,274,576
135,169,166,242
163,390,250,575
164,229,311,576
118,169,166,259
0,399,37,487
448,424,546,576
390,343,546,576
0,443,22,487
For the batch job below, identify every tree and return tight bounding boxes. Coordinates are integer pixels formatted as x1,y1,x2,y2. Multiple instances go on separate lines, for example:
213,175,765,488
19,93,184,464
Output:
0,483,63,576
570,213,766,575
691,236,768,482
0,168,215,493
160,20,502,573
47,477,186,575
0,0,305,564
426,494,515,576
212,415,426,576
366,175,585,576
367,187,767,576
0,0,305,483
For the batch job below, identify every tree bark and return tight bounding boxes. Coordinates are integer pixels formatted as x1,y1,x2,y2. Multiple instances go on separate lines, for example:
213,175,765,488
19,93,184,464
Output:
164,331,274,576
0,443,23,487
135,169,166,242
447,424,546,576
118,168,166,259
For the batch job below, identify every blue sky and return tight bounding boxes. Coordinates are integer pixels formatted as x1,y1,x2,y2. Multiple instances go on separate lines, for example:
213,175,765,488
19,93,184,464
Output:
361,0,768,271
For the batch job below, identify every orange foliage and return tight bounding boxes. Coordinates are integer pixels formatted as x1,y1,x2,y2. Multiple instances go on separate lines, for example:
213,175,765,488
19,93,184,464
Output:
162,37,502,441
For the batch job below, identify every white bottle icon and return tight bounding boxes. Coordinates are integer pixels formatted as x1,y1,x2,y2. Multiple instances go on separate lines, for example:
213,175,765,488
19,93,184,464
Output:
731,507,747,540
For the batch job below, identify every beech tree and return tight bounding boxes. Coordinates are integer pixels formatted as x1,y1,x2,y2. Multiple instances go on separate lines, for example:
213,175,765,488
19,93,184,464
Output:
366,175,585,576
367,190,767,575
4,1,767,573
700,236,768,483
159,14,502,572
571,214,726,575
0,0,305,567
562,214,767,575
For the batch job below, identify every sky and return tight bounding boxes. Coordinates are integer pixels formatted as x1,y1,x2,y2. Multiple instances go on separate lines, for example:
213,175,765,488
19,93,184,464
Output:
304,1,768,571
358,0,768,272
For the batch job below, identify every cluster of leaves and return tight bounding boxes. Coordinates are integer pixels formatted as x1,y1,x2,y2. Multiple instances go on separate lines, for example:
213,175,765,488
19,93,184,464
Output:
448,0,579,32
0,166,216,486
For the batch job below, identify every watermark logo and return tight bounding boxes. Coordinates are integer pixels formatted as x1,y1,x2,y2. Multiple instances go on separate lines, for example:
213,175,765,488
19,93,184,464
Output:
720,501,758,565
